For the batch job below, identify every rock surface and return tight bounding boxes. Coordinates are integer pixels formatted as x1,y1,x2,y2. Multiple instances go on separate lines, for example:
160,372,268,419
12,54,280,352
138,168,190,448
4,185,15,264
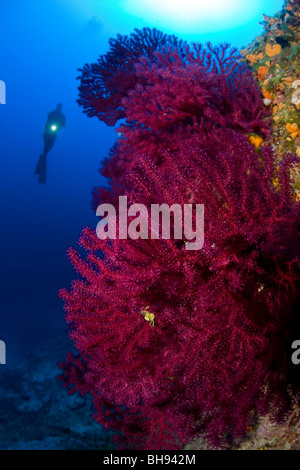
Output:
0,334,115,450
241,0,300,196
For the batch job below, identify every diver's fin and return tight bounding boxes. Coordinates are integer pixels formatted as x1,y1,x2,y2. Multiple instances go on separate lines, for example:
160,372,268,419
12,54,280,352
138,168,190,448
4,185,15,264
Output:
35,154,47,183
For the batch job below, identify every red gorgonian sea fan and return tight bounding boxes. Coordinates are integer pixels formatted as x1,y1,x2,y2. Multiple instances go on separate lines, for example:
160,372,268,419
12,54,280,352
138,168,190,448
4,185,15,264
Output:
77,27,187,126
60,32,300,450
92,40,271,210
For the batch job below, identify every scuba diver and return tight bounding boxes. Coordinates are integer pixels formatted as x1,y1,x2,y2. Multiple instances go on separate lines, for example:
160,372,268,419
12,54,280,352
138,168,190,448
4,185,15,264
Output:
35,103,66,183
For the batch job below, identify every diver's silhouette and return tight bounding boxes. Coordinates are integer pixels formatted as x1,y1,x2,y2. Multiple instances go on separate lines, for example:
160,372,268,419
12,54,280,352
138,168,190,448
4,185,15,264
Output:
35,103,66,183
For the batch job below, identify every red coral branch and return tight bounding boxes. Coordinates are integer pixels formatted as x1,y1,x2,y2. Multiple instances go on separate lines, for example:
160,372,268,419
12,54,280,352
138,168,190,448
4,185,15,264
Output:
60,30,300,450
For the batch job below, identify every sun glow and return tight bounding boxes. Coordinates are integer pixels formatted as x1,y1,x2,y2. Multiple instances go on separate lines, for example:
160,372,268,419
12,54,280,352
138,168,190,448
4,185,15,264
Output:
121,0,266,34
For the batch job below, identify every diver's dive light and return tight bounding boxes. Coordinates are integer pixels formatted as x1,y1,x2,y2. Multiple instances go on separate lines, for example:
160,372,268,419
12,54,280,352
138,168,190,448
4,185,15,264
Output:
51,124,58,132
